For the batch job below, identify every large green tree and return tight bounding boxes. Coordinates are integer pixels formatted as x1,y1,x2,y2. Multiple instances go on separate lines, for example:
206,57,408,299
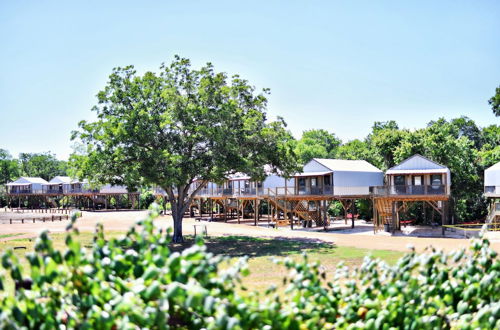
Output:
294,129,341,165
489,85,500,117
73,57,297,242
0,149,20,184
19,152,67,181
368,121,408,170
336,139,372,161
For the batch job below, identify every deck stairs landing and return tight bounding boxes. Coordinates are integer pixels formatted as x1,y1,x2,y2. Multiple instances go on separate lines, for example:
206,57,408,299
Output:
374,199,395,232
268,198,325,227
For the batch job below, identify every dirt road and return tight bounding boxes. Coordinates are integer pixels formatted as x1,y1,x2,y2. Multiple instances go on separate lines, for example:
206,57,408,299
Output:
1,210,498,253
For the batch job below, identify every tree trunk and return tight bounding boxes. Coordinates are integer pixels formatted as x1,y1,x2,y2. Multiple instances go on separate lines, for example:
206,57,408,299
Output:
165,181,208,243
172,206,184,243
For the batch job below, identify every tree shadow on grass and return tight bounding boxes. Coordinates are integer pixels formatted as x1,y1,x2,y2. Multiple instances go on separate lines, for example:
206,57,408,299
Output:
170,236,336,258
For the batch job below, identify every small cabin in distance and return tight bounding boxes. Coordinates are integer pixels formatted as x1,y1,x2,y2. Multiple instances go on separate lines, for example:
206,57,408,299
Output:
44,176,72,194
383,154,451,196
484,161,500,198
68,179,91,193
484,161,500,227
198,173,294,197
6,177,48,194
294,158,383,197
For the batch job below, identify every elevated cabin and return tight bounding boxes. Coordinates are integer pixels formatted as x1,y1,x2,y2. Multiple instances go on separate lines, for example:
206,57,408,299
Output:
484,161,500,198
6,177,48,194
197,173,294,198
294,158,383,197
68,179,92,194
44,176,72,194
484,161,500,227
376,154,451,197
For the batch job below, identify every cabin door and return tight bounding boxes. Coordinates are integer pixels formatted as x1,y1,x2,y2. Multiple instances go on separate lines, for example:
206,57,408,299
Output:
394,175,406,194
412,176,423,194
310,177,318,194
298,178,306,195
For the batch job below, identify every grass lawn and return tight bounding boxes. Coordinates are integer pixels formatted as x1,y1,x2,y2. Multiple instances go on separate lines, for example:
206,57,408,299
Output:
0,233,25,239
0,232,403,294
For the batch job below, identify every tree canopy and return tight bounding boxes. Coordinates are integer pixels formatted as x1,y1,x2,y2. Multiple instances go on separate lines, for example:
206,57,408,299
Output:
489,85,500,117
294,129,341,165
0,149,20,185
18,152,68,181
72,56,297,242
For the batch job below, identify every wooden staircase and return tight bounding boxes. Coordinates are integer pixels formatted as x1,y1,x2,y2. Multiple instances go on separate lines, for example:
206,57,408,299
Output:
267,198,326,227
293,200,323,225
374,199,394,232
487,202,500,231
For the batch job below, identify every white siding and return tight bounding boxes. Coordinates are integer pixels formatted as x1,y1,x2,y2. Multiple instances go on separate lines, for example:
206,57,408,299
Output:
263,175,294,189
333,171,383,196
31,183,44,193
485,162,500,187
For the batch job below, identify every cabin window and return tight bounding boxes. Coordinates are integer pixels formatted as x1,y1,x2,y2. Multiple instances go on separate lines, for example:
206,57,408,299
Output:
431,174,442,186
227,182,232,189
412,176,422,186
311,178,317,187
394,175,405,186
298,178,305,187
257,182,262,188
324,175,331,186
244,181,250,188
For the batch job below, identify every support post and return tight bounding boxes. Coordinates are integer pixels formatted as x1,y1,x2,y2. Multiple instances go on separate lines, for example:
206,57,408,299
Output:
351,199,355,229
441,200,446,235
224,199,227,222
323,200,328,231
237,199,240,224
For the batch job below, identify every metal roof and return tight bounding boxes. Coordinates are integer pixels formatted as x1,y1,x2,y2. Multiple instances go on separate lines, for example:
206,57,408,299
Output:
294,171,333,177
312,158,383,173
99,184,129,194
48,176,72,184
386,168,449,175
7,177,48,185
388,154,448,171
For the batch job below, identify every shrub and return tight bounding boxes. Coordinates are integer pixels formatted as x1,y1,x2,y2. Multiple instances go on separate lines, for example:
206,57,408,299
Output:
0,205,498,329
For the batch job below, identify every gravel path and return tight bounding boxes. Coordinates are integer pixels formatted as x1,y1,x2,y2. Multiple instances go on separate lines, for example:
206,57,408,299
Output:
1,210,498,253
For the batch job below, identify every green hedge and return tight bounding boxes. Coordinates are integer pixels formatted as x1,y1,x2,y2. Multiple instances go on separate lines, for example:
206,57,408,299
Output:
0,206,498,329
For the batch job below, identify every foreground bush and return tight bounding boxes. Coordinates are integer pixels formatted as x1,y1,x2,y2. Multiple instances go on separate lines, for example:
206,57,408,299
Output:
0,206,498,329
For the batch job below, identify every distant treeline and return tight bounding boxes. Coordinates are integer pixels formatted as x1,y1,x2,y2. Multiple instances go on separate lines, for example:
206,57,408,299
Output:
0,150,68,184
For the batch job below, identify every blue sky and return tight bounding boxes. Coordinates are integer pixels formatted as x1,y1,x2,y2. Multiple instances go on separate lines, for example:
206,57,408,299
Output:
1,1,499,160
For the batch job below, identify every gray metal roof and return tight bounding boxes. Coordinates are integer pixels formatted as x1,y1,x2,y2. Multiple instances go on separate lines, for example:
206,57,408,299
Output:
313,158,383,173
7,177,48,185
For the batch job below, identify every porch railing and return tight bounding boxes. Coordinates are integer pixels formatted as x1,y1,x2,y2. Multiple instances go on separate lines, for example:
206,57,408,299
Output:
371,184,447,196
7,188,44,194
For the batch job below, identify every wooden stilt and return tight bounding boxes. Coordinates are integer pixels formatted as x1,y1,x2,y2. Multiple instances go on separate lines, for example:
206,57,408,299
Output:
237,199,240,224
351,199,355,229
224,199,227,222
210,199,213,221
